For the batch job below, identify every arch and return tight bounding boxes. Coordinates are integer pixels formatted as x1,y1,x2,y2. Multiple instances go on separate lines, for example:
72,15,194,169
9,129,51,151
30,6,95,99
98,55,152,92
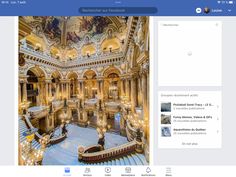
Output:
101,37,120,52
25,33,46,52
50,46,61,59
50,70,63,79
66,71,79,79
66,48,78,60
102,66,122,77
81,43,96,57
25,65,47,78
82,69,98,79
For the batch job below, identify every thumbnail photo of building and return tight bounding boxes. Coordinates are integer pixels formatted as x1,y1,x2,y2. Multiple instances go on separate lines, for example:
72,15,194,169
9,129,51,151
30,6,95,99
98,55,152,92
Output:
18,16,149,165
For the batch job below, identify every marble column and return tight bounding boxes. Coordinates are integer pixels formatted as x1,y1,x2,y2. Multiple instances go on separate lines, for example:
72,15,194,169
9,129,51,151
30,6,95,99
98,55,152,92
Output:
36,83,40,105
142,72,148,120
125,78,130,101
38,81,42,105
75,80,79,96
138,76,142,107
76,80,80,95
60,83,62,98
48,82,52,98
56,83,59,99
131,75,137,112
69,82,71,98
103,112,107,124
120,78,124,98
70,81,73,96
123,79,126,97
18,82,21,104
81,81,85,99
22,81,27,102
83,110,88,122
45,82,49,105
71,81,74,96
66,82,69,99
63,83,66,99
79,81,82,95
97,80,100,98
100,80,104,101
74,80,77,95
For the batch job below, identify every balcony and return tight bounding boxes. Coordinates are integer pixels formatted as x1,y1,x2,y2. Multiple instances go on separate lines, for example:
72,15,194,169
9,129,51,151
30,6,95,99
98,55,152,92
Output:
20,45,124,69
28,106,49,119
67,98,79,108
52,100,64,112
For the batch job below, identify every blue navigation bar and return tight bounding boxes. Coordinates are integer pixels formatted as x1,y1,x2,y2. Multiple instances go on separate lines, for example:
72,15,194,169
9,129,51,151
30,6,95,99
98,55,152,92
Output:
0,0,235,15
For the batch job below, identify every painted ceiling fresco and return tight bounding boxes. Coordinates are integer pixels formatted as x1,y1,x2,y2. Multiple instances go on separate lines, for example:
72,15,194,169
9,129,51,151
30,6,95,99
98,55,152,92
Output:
66,16,112,43
21,16,128,60
23,16,114,44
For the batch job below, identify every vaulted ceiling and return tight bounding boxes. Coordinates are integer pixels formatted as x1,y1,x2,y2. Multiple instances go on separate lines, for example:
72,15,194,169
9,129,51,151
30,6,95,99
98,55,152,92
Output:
20,16,129,61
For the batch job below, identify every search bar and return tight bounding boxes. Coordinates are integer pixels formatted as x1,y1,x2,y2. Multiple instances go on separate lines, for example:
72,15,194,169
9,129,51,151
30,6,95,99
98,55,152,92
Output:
79,7,157,14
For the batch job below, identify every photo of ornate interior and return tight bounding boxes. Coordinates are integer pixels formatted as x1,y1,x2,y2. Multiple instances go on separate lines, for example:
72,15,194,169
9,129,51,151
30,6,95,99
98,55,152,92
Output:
18,16,149,165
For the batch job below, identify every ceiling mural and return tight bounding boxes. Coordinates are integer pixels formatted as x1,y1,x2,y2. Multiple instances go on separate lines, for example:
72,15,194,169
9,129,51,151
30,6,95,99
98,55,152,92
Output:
20,16,129,60
40,17,61,40
23,16,113,44
66,16,112,44
22,16,62,41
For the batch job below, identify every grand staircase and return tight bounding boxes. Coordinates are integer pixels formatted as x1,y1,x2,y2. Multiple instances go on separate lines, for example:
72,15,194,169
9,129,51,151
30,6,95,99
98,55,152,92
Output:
20,117,148,165
43,142,147,165
90,153,148,165
19,117,41,150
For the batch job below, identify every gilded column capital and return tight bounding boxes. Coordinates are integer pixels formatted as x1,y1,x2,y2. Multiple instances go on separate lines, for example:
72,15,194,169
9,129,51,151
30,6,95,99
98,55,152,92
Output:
97,76,104,82
120,75,127,80
45,78,52,83
19,75,28,83
78,78,86,83
60,79,70,83
130,67,139,79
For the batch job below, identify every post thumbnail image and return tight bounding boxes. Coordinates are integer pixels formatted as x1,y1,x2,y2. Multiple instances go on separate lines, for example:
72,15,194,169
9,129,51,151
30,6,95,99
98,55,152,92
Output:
18,16,149,165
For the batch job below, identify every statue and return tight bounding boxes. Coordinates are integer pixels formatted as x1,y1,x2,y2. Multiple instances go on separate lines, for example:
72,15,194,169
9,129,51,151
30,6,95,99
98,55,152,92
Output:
98,134,105,149
62,123,68,135
85,36,90,44
135,128,143,153
64,98,67,107
107,29,113,39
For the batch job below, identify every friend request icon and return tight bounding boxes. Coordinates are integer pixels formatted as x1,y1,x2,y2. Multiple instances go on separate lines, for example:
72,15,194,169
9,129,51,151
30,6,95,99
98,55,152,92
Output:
84,167,91,173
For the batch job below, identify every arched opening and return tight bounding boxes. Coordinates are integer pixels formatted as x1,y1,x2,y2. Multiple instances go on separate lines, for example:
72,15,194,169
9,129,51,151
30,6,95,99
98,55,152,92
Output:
51,71,62,100
102,66,122,134
101,37,120,54
83,70,97,99
67,72,78,99
81,44,96,58
103,66,121,101
26,70,38,107
26,67,46,107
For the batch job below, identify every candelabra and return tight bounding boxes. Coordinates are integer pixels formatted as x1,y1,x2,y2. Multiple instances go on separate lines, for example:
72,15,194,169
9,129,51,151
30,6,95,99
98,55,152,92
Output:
20,129,44,165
